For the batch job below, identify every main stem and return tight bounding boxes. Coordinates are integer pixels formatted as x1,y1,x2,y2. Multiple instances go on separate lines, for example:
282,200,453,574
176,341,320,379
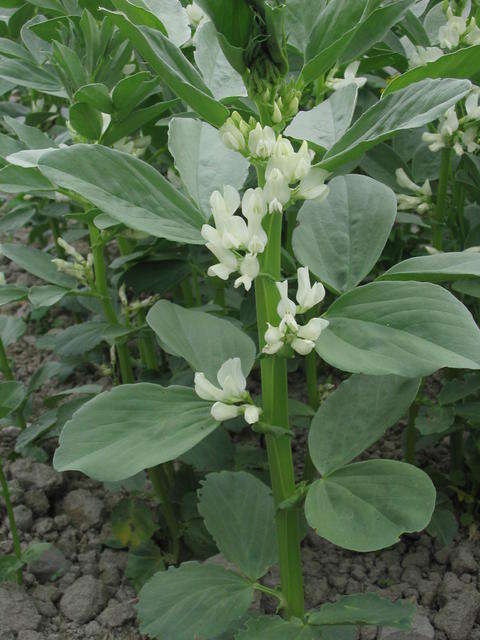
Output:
432,147,451,251
0,457,22,584
254,207,305,619
88,223,134,384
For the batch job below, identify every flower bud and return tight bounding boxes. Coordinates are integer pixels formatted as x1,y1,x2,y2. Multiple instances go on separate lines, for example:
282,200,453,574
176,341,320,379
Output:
243,404,261,424
291,337,316,355
248,123,276,159
211,402,241,422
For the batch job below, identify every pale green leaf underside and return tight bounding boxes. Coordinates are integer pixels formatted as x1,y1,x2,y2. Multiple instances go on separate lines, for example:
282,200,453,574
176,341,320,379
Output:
316,281,480,376
54,384,218,482
138,562,254,640
305,459,436,552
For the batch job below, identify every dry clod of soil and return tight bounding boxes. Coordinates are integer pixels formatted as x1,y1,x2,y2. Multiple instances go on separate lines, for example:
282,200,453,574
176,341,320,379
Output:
9,459,63,494
28,546,71,582
0,583,41,634
62,489,104,529
59,575,109,623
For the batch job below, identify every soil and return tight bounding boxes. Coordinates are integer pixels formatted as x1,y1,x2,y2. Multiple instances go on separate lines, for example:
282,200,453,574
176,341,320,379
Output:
1,245,480,640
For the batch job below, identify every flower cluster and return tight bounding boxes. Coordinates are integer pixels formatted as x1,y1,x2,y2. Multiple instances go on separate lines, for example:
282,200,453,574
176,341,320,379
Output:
263,268,330,356
406,45,443,69
194,357,261,424
438,6,480,50
395,169,433,215
325,61,367,92
52,238,93,285
186,2,207,28
201,186,267,291
422,89,480,156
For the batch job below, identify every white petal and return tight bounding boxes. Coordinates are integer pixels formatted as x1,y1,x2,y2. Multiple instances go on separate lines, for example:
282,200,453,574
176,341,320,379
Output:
217,357,246,399
243,404,261,424
211,402,241,422
194,372,224,401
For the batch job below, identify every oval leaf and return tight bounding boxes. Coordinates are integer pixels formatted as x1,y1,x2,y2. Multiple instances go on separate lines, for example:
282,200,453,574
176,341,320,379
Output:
379,251,480,283
38,145,205,244
305,459,436,552
147,300,256,382
293,175,397,294
138,562,254,640
309,374,420,476
168,117,249,218
316,281,480,376
198,471,277,580
54,384,218,481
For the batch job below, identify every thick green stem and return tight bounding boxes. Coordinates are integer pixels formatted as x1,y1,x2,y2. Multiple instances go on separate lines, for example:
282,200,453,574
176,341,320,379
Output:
303,346,319,483
88,223,134,384
0,458,22,584
138,310,159,372
149,465,180,563
255,210,305,620
432,147,452,251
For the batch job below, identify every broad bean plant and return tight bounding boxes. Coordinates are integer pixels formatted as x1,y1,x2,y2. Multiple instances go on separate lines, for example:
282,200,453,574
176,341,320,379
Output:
1,0,480,637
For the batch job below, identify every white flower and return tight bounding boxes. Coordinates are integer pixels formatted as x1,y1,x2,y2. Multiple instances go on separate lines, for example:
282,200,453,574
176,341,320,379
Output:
407,45,443,68
276,280,297,319
194,372,225,401
465,89,480,120
242,189,268,253
264,166,291,213
186,2,207,27
234,253,260,291
296,267,326,312
396,169,432,197
465,17,480,45
396,194,424,211
297,317,330,342
326,61,367,92
211,402,241,421
206,243,238,280
242,404,261,424
220,119,246,152
210,186,240,229
263,322,286,354
205,186,248,250
248,123,276,159
462,127,480,153
439,8,467,50
195,357,247,404
297,167,330,201
290,337,316,356
269,136,300,182
422,106,459,152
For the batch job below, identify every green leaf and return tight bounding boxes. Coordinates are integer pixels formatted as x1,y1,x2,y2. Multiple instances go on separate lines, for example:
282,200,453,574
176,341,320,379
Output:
283,0,326,55
0,164,54,192
126,540,165,590
454,401,480,423
0,284,27,305
111,71,159,115
37,321,129,357
0,554,23,581
74,83,113,113
427,507,458,546
309,374,420,476
105,9,228,127
235,616,320,639
4,114,53,149
180,427,234,472
101,99,177,146
195,0,254,75
0,243,77,289
0,381,25,418
379,251,480,283
285,85,357,151
133,0,190,47
52,41,88,93
168,117,249,218
137,561,254,640
308,593,415,630
316,281,480,376
305,459,436,552
384,45,480,95
111,498,157,548
194,21,246,100
147,300,256,382
0,314,25,345
198,471,277,580
69,102,103,140
28,284,70,308
319,78,471,171
54,384,218,481
0,57,64,96
293,175,396,294
415,405,455,436
452,278,480,299
37,144,205,244
439,374,480,405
